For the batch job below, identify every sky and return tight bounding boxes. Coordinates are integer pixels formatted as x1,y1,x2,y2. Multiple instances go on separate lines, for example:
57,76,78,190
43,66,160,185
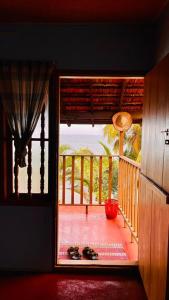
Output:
33,119,107,138
60,124,105,135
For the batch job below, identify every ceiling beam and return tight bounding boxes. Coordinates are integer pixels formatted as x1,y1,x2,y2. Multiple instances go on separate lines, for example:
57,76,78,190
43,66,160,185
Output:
60,111,142,124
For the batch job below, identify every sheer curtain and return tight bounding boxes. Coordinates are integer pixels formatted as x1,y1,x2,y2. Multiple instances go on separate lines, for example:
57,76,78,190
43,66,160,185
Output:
0,62,53,167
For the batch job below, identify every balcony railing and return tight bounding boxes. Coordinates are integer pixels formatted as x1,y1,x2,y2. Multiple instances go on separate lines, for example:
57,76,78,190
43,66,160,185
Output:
118,155,140,242
59,154,140,242
12,147,140,241
59,155,119,206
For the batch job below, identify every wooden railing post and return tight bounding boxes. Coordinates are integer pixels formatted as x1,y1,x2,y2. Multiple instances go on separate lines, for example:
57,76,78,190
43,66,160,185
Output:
71,156,75,205
62,155,66,205
118,155,140,243
59,154,118,208
108,156,112,198
118,131,124,208
14,144,19,199
40,105,45,194
80,156,84,205
90,156,93,205
99,156,102,204
27,140,32,196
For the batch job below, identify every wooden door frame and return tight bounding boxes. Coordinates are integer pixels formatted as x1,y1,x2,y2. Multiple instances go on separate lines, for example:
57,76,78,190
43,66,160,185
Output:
52,70,144,268
49,70,60,268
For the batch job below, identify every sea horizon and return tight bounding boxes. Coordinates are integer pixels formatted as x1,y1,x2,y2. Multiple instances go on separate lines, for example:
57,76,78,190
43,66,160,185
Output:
60,134,110,155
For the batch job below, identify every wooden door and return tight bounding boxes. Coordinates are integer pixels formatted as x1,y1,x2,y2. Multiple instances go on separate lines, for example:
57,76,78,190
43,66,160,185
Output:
139,175,169,300
141,54,169,190
139,175,152,298
150,184,169,300
162,56,169,193
140,54,169,299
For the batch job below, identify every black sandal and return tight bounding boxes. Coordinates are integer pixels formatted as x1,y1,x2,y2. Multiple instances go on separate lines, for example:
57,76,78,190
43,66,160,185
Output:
82,246,98,260
67,246,81,260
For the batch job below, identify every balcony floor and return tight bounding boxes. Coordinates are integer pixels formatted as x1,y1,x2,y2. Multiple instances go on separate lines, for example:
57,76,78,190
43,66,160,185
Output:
57,205,138,265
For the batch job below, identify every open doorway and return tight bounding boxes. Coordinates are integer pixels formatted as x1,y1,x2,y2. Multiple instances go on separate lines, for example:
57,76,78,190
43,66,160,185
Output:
56,76,143,266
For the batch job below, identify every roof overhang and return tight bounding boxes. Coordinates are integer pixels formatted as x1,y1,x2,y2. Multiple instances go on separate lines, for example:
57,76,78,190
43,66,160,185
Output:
60,76,144,125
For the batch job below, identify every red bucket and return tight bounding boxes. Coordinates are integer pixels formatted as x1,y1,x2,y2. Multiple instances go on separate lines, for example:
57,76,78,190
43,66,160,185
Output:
105,199,119,219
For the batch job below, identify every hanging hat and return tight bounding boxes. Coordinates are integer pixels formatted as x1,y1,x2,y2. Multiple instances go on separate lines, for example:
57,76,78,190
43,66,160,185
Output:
112,112,132,131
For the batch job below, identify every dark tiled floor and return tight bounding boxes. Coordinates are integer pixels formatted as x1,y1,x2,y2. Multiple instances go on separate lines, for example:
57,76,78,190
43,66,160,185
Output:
0,272,147,300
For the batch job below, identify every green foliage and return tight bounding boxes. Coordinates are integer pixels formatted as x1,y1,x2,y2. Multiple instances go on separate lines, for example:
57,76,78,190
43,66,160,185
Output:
59,123,141,204
103,125,120,153
103,124,142,161
103,125,119,144
99,141,112,156
125,124,142,160
59,144,72,155
97,142,119,199
136,150,141,163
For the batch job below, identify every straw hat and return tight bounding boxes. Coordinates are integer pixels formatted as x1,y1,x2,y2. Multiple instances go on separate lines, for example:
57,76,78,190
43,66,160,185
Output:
112,112,132,131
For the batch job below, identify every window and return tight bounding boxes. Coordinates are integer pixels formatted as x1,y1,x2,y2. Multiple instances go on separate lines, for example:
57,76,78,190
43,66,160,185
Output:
12,103,49,197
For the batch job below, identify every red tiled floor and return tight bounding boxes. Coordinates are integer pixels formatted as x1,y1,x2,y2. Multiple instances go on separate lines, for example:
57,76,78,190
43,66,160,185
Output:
58,205,138,263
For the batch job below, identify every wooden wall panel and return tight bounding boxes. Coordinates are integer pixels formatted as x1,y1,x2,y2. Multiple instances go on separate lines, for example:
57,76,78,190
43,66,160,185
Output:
142,54,169,190
139,175,169,300
0,104,12,200
140,50,169,300
147,68,159,182
150,186,169,300
141,75,150,175
155,62,169,190
139,175,152,298
162,56,169,193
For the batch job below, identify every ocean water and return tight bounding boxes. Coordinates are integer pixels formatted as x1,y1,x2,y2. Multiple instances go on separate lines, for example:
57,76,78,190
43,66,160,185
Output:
60,134,110,155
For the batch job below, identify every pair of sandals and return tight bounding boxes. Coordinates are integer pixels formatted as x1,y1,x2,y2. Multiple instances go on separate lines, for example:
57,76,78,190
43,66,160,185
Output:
67,246,98,260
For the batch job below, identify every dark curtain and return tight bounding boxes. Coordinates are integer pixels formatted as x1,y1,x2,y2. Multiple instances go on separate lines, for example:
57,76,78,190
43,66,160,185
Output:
0,62,53,167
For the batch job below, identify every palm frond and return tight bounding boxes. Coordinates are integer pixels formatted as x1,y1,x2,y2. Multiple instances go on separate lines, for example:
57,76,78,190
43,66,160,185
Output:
74,176,90,188
99,141,112,156
59,144,72,155
113,140,119,154
103,125,119,144
136,151,141,163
